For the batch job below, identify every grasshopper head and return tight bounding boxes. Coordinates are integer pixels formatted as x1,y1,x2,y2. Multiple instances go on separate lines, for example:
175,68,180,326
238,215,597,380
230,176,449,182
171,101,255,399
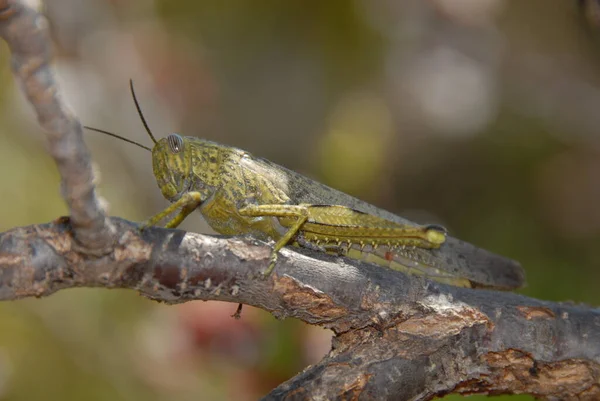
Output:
152,133,194,202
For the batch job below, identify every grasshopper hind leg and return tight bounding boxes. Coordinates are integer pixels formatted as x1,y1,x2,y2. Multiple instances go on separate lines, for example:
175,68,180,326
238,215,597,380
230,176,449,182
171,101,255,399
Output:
296,236,349,258
295,235,327,253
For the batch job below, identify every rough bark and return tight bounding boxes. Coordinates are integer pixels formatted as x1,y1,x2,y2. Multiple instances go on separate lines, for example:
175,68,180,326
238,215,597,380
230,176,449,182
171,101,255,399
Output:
0,1,599,400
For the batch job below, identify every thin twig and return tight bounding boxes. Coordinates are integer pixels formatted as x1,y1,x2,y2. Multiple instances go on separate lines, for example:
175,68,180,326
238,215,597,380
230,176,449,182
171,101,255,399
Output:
0,0,114,253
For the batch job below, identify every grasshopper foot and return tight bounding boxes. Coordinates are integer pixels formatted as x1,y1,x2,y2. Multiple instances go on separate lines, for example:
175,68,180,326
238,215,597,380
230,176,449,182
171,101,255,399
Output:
138,212,168,232
261,252,278,278
137,220,152,232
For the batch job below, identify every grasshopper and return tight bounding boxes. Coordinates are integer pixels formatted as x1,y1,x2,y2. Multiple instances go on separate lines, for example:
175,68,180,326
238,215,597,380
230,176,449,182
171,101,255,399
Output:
85,81,525,290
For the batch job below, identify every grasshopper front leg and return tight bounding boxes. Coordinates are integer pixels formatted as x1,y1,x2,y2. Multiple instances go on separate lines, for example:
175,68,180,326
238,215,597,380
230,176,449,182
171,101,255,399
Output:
238,205,309,276
140,191,203,230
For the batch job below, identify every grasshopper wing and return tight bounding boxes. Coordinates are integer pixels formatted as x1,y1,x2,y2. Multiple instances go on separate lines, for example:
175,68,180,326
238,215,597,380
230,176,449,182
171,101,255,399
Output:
241,155,526,290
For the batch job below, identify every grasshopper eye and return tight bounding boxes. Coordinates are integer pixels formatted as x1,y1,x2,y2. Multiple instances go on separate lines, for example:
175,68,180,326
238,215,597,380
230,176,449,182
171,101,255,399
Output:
167,134,184,153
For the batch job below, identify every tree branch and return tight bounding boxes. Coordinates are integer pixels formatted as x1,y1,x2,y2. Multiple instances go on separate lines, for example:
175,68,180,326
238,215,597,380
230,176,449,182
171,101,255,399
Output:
0,1,599,400
0,218,599,400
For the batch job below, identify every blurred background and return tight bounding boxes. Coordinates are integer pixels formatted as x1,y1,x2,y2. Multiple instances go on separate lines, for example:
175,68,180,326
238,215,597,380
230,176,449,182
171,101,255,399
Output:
1,0,600,399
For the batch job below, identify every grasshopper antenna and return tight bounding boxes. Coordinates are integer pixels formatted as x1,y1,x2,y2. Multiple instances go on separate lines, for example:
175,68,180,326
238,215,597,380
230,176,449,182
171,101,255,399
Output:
83,126,152,151
129,79,158,145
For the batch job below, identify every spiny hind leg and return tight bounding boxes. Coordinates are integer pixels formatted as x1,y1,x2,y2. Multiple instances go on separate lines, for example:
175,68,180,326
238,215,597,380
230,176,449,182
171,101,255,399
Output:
295,235,327,253
140,191,202,230
238,204,308,276
295,235,349,257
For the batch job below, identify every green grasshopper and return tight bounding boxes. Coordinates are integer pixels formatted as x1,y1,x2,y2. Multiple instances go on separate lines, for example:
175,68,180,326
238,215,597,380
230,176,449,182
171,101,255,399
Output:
85,81,525,290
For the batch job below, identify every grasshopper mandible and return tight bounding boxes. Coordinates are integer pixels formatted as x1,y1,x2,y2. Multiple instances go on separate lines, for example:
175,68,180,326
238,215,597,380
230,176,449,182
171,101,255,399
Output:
86,81,525,290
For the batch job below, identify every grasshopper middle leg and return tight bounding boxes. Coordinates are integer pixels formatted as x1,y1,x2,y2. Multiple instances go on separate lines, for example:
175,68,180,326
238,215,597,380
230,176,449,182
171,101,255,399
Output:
238,204,309,276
